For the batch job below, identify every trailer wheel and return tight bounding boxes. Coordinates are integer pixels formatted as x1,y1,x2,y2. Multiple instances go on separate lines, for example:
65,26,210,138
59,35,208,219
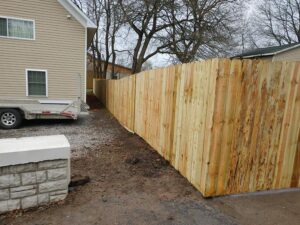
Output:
0,109,23,129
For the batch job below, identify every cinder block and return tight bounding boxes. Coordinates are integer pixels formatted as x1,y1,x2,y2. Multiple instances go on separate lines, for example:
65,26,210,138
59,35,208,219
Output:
0,201,8,213
36,171,47,183
47,168,67,181
38,160,68,170
10,185,37,199
21,172,37,185
11,185,36,192
50,190,68,196
0,175,12,188
0,189,9,201
0,199,21,213
0,174,21,188
12,163,37,174
0,167,11,176
0,164,37,176
11,189,36,199
49,194,67,202
37,193,49,205
39,180,68,193
7,199,20,211
22,195,38,209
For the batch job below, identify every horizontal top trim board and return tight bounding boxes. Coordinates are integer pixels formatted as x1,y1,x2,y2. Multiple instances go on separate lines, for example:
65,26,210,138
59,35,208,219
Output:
0,135,70,167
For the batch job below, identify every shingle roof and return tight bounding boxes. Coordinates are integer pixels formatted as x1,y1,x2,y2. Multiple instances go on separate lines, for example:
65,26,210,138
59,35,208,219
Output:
233,43,300,58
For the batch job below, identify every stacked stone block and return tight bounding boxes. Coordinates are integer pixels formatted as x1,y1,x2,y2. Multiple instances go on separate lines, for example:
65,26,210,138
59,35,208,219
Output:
0,159,69,214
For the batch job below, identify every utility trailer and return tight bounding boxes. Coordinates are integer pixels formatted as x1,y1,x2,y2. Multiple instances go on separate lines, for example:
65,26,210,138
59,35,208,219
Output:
0,99,88,129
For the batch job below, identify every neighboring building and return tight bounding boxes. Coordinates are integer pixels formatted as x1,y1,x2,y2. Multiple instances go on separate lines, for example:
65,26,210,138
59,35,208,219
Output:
232,43,300,62
87,53,132,80
0,0,97,103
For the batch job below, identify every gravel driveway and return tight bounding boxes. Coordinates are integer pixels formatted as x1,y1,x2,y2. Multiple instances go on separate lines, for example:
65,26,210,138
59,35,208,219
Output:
0,106,118,158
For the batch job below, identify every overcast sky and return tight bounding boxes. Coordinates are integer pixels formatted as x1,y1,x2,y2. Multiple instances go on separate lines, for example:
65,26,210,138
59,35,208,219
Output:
245,0,258,17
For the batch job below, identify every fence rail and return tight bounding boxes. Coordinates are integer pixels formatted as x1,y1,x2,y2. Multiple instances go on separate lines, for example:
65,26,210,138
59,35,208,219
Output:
94,59,300,197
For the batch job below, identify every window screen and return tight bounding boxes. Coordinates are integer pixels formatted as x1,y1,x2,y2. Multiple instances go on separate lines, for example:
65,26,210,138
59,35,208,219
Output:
27,70,47,96
0,18,7,36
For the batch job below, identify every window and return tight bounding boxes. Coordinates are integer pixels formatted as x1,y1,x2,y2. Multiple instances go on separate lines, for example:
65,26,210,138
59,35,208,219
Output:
26,70,48,96
0,18,7,36
0,17,34,40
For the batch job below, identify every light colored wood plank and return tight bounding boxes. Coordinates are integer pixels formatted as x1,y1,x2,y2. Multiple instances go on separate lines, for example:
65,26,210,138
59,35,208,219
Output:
202,59,218,196
96,59,300,197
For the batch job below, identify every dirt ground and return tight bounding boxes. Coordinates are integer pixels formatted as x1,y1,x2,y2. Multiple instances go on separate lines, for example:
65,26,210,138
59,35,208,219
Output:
0,95,299,225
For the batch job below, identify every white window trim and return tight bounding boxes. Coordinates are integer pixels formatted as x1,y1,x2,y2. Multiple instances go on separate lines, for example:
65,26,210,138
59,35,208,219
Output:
26,69,48,97
0,15,35,41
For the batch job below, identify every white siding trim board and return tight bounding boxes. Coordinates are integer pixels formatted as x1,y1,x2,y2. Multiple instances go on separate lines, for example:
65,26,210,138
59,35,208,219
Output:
84,27,87,102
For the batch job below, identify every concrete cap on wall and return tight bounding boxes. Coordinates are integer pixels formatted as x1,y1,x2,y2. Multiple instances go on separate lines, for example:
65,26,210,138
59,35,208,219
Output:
0,135,70,167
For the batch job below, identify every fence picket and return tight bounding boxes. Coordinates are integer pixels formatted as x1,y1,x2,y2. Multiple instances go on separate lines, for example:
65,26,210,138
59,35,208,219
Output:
93,59,300,197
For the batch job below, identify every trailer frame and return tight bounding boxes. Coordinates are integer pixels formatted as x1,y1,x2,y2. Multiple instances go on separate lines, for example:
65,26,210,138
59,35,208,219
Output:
0,99,88,129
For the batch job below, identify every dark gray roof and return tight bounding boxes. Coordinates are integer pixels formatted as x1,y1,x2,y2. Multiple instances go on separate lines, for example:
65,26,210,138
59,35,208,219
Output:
233,43,300,58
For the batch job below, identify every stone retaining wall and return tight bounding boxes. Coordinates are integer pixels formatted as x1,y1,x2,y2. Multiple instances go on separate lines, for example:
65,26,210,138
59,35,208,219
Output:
0,135,70,214
0,159,69,214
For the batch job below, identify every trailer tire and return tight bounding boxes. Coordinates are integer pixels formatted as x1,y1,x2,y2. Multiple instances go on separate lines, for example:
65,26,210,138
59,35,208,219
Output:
0,109,23,129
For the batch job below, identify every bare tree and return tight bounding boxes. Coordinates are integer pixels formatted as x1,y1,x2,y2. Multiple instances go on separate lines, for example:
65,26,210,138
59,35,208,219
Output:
257,0,300,45
74,0,250,73
229,0,261,56
118,0,184,73
158,0,238,63
95,0,124,78
73,0,124,79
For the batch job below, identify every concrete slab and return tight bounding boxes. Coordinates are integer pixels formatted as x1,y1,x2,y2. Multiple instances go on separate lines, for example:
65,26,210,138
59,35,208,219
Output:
0,135,70,167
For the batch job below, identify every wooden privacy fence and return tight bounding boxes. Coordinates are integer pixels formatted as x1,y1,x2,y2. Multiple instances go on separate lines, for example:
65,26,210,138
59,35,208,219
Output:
86,70,94,90
94,59,300,197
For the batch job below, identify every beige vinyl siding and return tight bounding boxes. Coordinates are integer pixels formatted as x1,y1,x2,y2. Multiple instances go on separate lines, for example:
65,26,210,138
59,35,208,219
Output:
0,0,86,101
273,47,300,62
249,56,273,61
242,56,273,61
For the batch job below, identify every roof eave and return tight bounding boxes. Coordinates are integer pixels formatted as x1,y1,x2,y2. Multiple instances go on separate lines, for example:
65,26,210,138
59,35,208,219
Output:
57,0,97,29
236,43,300,59
243,53,274,58
233,53,274,59
273,43,300,56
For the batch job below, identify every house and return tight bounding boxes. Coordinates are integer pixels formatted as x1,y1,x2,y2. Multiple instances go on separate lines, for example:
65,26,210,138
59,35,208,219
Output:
0,0,97,103
232,43,300,62
86,54,132,89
